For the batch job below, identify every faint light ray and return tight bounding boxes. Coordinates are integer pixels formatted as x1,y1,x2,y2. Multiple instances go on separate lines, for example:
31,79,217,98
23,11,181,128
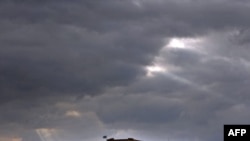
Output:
166,72,214,94
146,62,212,93
36,128,58,141
132,0,142,7
36,129,47,141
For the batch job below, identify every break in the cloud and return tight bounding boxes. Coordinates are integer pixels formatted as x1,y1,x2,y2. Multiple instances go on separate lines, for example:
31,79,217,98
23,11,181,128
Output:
1,0,250,141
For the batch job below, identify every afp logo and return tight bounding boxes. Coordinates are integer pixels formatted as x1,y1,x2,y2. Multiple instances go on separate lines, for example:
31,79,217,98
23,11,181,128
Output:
224,125,250,141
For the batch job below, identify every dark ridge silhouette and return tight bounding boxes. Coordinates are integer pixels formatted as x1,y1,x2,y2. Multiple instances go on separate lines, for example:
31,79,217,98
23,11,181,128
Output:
106,138,141,141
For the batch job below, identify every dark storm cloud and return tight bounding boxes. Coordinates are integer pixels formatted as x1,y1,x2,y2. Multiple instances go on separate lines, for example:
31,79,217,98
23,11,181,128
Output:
0,0,163,102
0,0,204,106
2,0,250,141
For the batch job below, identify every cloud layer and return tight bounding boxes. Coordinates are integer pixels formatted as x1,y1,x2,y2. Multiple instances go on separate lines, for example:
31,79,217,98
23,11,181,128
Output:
1,0,250,141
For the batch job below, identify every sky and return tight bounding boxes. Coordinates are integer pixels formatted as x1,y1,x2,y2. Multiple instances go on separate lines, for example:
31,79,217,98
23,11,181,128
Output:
1,0,250,141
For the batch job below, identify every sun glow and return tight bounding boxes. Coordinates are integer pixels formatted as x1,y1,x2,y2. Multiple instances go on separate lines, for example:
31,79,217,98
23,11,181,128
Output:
165,37,203,50
145,37,203,77
168,38,185,48
146,65,166,77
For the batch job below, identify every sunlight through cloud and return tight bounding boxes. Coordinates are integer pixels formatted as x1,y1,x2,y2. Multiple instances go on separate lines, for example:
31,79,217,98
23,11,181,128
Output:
165,37,203,50
146,64,166,77
65,110,82,118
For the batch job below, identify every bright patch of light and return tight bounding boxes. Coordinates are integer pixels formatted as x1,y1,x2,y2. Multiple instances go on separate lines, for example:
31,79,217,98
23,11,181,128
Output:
147,66,165,72
168,38,185,48
146,64,166,77
65,110,81,118
165,37,203,50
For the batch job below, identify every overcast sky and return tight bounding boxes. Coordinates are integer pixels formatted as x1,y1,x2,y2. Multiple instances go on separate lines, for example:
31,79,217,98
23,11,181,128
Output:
1,0,250,141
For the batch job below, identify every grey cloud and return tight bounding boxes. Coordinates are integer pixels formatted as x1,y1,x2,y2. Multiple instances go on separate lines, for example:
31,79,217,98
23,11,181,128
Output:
1,0,250,141
0,16,160,102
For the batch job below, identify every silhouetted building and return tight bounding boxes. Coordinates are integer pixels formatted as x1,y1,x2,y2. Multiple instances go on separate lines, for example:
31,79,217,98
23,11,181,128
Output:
107,138,140,141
